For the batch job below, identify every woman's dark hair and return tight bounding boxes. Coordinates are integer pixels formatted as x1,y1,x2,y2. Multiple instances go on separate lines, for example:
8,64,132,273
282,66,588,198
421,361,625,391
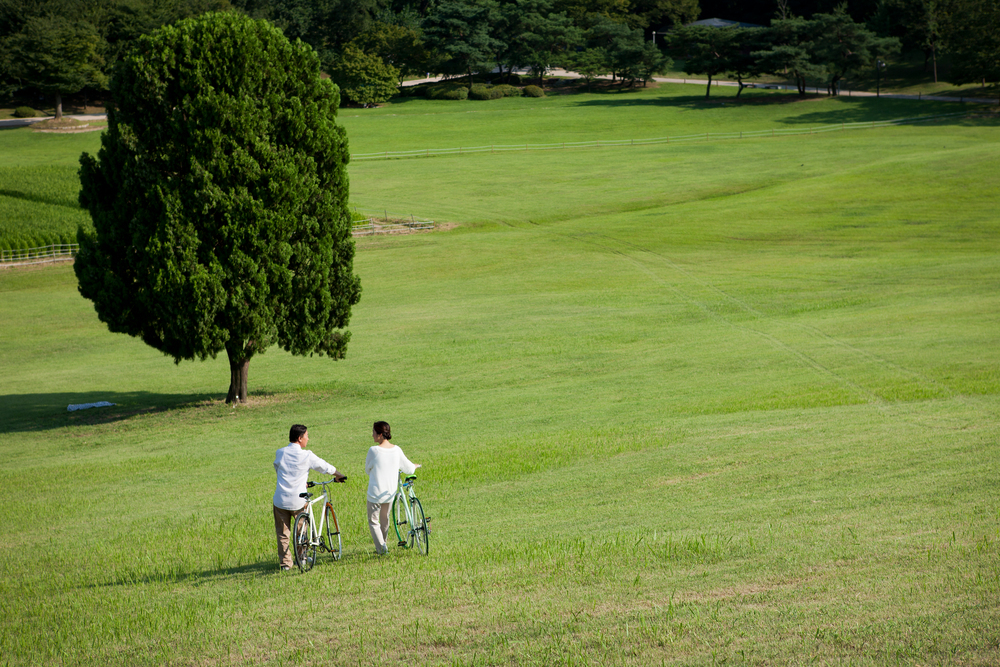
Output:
289,424,308,443
373,421,391,441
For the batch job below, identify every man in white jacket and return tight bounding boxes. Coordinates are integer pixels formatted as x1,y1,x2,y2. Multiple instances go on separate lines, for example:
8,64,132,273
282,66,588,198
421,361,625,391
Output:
273,424,346,570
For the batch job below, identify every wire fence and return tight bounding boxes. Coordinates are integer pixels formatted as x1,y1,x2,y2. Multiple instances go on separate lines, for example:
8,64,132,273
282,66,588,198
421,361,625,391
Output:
1,216,435,264
351,111,971,161
352,210,435,235
0,243,78,266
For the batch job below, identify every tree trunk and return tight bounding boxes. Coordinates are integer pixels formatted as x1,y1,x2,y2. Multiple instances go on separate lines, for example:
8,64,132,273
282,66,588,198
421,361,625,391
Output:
705,74,712,98
932,44,937,83
225,340,254,404
55,92,63,120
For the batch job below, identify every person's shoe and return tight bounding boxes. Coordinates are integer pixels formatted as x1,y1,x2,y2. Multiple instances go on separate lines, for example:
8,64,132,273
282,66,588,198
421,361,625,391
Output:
280,565,291,571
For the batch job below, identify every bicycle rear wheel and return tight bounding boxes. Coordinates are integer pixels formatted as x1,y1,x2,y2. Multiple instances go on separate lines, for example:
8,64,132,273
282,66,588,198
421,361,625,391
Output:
392,495,412,548
293,513,315,572
323,503,342,561
411,497,429,556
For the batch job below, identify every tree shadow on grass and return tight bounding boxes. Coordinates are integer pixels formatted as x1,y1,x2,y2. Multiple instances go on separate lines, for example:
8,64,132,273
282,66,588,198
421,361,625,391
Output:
770,97,995,125
570,90,983,126
94,549,379,588
0,188,80,209
94,560,279,588
0,390,221,434
570,89,817,110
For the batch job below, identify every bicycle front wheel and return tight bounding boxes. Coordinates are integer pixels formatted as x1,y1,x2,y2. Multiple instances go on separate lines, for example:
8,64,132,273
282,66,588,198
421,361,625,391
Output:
293,513,315,572
392,495,412,549
323,504,342,561
411,497,429,556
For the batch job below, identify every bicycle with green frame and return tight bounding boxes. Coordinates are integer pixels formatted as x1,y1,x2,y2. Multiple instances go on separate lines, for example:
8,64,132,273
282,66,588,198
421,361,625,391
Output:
392,473,430,554
292,477,344,572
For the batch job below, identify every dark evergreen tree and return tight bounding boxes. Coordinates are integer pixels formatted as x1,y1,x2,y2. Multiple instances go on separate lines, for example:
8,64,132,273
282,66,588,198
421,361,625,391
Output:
501,0,582,85
667,24,739,96
423,0,503,90
753,17,826,95
941,0,1000,95
3,14,107,117
76,12,361,403
811,6,898,94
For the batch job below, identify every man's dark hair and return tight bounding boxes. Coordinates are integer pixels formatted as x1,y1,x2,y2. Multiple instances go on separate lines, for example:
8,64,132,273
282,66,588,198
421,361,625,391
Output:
289,424,308,443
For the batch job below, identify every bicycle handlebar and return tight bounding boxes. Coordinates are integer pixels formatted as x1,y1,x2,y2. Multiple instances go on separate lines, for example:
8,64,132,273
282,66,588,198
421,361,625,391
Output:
309,477,346,486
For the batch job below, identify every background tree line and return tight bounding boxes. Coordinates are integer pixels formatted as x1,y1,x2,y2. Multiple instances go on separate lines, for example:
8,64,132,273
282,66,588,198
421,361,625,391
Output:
1,0,997,112
670,0,998,99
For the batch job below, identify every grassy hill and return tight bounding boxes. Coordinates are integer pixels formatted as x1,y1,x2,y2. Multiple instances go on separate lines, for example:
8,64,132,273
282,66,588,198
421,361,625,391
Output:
1,87,998,665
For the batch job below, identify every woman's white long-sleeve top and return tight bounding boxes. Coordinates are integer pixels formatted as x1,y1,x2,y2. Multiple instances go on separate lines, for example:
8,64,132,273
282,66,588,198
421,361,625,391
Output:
365,445,417,503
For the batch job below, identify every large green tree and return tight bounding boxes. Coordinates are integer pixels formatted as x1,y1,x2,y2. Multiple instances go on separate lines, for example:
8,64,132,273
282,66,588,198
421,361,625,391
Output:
328,43,400,105
668,24,738,97
753,17,826,95
941,0,1000,93
500,0,582,85
4,14,107,117
351,21,429,86
76,12,361,404
423,0,503,90
811,6,899,94
872,0,944,81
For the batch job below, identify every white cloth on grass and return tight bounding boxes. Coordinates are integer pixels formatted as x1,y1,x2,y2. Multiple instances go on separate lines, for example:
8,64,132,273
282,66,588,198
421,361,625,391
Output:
67,401,115,411
272,444,338,510
365,445,417,504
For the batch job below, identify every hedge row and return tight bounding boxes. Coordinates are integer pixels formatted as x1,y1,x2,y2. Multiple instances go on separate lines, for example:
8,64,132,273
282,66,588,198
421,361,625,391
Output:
469,83,523,100
418,81,542,101
0,231,77,253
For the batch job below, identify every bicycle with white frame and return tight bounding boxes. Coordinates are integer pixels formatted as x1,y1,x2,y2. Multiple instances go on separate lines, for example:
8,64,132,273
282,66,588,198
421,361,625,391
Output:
391,473,430,555
292,477,344,572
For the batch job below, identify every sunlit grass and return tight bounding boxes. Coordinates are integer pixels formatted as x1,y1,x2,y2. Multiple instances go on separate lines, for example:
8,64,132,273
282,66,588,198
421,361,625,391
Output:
0,95,998,665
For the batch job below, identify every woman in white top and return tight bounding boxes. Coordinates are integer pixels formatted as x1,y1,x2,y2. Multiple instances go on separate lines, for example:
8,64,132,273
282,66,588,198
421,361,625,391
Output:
365,421,420,554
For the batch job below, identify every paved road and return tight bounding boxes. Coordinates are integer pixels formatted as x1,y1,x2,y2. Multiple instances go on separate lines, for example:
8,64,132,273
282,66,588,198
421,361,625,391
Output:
406,69,998,105
0,114,108,129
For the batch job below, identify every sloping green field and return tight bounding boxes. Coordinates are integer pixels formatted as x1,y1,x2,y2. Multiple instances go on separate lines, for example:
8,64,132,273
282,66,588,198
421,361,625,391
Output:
1,88,998,665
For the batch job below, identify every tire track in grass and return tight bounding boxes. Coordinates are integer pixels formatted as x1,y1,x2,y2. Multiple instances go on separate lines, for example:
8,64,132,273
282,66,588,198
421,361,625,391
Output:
611,234,959,400
609,235,983,430
561,229,881,406
533,223,952,415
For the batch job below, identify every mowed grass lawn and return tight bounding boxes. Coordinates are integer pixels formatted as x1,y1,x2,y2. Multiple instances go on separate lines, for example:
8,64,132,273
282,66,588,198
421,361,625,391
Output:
1,88,999,665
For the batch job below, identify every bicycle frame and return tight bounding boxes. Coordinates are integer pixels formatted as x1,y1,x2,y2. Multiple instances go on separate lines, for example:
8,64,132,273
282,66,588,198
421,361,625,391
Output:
293,478,342,571
392,473,429,554
302,490,328,545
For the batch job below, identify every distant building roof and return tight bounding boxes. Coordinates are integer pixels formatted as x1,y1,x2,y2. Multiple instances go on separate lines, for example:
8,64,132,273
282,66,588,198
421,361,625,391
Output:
686,18,763,29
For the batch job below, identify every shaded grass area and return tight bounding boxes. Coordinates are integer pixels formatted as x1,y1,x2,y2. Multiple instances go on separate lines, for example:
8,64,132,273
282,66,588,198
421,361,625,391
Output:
1,104,999,665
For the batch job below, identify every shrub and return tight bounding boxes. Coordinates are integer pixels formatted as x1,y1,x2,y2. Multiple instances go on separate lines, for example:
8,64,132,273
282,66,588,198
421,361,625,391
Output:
13,106,36,118
426,83,468,100
523,85,545,97
492,84,521,97
469,84,504,100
